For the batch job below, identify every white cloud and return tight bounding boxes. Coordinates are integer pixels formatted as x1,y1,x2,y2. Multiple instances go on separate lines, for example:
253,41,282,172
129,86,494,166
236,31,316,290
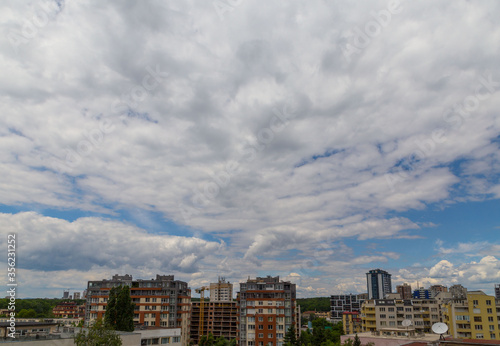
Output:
0,0,500,297
0,212,222,273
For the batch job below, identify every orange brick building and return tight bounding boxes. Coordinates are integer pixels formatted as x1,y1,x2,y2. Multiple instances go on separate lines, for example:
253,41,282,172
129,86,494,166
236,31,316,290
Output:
85,274,191,345
237,276,300,346
52,301,85,319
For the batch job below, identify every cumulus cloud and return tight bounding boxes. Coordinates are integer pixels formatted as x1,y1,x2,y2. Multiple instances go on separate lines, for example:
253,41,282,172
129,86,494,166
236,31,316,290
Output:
0,212,222,273
0,0,500,296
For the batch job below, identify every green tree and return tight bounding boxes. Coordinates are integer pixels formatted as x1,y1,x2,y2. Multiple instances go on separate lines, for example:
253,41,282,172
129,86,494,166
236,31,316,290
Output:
199,332,216,346
74,319,122,346
353,334,361,346
116,286,134,332
104,286,118,329
284,325,299,346
104,286,135,332
17,309,37,318
299,328,313,346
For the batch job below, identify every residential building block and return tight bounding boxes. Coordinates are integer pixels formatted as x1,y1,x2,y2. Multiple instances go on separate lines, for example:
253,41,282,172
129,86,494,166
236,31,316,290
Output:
85,274,191,346
237,276,300,346
442,291,500,340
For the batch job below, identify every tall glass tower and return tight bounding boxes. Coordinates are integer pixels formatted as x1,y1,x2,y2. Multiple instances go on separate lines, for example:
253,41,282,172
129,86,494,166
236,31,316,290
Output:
366,269,392,299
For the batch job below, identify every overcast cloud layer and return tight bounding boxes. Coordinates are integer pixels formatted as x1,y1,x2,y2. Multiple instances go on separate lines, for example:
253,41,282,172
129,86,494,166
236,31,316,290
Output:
1,0,500,298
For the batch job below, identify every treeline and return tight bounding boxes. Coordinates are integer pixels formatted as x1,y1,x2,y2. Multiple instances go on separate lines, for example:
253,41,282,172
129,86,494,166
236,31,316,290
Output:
0,298,86,318
296,297,330,312
287,319,344,346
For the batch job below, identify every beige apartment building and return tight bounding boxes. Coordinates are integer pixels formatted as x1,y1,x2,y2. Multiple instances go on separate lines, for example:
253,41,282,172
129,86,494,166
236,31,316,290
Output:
210,278,234,302
361,298,442,334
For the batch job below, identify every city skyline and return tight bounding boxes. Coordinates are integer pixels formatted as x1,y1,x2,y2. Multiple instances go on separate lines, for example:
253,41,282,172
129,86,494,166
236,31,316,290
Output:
1,1,500,299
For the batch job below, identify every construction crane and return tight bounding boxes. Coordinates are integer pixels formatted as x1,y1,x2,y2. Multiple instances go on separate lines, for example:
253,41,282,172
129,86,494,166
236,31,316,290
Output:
195,286,209,338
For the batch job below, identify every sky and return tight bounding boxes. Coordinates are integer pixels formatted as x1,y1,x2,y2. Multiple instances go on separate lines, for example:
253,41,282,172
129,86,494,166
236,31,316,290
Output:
0,0,499,299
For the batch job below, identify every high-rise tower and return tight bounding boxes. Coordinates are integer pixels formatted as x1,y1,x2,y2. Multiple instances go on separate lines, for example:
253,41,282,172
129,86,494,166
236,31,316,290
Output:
366,269,392,299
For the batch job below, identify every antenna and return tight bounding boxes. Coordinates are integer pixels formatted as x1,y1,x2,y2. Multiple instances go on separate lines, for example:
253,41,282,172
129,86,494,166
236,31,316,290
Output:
431,323,448,340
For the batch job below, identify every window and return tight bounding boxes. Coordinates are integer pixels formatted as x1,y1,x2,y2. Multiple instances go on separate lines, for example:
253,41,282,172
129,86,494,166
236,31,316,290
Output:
248,317,255,322
473,300,479,305
248,325,256,330
172,337,180,342
388,308,394,312
268,317,273,322
258,309,264,313
259,301,264,305
474,317,482,322
268,309,273,313
488,317,494,322
268,334,273,338
268,325,273,330
259,317,264,322
490,325,495,331
258,333,264,338
491,334,496,339
487,308,493,314
380,314,386,318
476,334,484,339
161,337,170,344
486,300,492,306
380,308,386,312
475,325,483,330
146,298,151,302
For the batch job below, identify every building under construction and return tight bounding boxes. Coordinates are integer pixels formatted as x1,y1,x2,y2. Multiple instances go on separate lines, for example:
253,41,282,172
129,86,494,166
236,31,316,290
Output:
190,300,239,344
191,278,238,344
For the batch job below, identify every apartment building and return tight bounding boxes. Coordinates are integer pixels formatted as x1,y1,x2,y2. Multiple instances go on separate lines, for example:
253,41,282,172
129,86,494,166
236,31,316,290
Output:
237,276,300,346
413,287,431,299
429,285,448,298
361,298,441,333
343,311,363,335
85,274,191,346
396,283,412,299
52,301,85,319
450,284,468,299
210,278,233,302
330,294,364,322
442,291,500,340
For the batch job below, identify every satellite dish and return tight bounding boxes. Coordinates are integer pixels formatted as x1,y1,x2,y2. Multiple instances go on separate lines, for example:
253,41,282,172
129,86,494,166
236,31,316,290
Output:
432,323,448,334
402,319,412,327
